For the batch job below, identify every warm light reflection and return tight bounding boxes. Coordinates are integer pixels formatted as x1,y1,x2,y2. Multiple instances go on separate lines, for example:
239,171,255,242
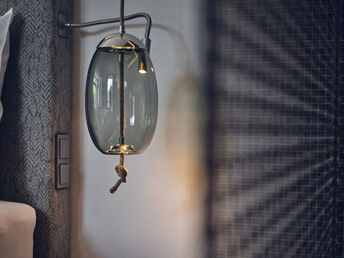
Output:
87,48,157,155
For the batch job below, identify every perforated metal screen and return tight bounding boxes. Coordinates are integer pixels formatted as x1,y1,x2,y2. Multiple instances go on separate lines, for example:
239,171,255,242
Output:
207,0,344,257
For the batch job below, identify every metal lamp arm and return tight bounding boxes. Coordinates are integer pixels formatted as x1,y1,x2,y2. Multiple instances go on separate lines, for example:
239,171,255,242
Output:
59,12,152,51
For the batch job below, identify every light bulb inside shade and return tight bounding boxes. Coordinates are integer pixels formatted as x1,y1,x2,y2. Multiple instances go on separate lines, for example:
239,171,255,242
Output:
138,51,147,74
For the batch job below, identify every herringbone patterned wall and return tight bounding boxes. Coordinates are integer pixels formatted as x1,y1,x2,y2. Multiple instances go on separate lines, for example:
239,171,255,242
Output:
0,0,73,257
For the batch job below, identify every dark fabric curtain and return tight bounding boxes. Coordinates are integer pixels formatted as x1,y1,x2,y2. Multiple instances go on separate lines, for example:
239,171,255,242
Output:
207,0,344,257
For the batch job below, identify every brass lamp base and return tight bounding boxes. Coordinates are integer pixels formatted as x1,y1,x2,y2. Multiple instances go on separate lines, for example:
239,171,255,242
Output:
106,144,136,155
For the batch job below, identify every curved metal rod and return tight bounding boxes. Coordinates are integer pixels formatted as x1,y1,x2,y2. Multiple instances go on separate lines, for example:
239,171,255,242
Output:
64,12,152,40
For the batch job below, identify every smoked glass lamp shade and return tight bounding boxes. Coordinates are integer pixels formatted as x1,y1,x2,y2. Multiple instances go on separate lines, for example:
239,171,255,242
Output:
86,33,158,155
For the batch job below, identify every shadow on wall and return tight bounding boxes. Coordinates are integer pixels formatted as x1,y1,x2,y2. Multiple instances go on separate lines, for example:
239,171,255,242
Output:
165,72,206,206
71,19,207,257
70,1,97,257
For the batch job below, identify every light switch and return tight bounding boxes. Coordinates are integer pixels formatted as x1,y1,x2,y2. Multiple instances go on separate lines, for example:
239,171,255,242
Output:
59,164,70,185
59,139,70,160
56,134,70,189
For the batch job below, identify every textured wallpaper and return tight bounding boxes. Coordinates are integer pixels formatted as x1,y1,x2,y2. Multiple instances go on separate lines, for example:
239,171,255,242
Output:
207,0,344,257
0,0,73,257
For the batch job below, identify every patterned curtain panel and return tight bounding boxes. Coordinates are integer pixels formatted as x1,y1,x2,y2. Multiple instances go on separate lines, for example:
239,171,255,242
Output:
0,1,73,257
207,0,344,257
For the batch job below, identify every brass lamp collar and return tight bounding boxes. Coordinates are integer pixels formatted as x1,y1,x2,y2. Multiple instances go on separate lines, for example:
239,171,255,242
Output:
97,33,146,50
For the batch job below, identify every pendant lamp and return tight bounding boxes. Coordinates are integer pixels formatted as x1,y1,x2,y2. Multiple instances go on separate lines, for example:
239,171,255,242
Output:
58,0,158,193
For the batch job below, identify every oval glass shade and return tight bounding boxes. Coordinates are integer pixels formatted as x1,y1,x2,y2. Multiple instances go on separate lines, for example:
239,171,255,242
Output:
86,47,158,155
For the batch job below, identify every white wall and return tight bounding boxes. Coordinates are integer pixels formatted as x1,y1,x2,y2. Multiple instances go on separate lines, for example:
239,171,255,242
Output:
71,0,206,257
